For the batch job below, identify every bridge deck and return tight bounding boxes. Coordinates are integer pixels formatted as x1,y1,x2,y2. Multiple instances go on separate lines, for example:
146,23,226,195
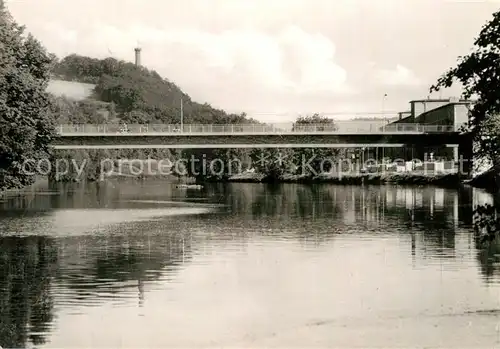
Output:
56,123,457,136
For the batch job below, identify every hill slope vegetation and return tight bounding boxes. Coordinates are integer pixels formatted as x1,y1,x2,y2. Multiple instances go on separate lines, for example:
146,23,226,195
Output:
51,54,255,125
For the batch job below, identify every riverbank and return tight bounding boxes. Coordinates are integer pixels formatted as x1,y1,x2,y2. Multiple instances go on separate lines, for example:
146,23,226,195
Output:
20,157,467,189
224,171,463,187
467,165,500,193
8,162,465,190
90,166,464,188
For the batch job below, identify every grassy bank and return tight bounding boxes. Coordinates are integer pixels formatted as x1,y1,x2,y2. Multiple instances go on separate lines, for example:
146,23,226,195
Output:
225,171,463,187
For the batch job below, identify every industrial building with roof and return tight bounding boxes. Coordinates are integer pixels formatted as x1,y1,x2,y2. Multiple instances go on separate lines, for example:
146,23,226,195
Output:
379,97,474,164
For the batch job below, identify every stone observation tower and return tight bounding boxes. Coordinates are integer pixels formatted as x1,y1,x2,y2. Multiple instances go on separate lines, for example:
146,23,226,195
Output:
134,47,141,66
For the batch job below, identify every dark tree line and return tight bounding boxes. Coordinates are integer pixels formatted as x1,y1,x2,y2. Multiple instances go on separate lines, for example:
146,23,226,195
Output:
0,1,56,191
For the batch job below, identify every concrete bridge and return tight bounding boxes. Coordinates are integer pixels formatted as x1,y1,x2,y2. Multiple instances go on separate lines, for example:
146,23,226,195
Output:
53,122,462,149
52,121,474,174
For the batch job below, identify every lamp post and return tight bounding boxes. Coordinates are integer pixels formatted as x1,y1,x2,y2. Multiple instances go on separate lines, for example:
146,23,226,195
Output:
180,97,184,133
382,93,387,119
381,93,388,165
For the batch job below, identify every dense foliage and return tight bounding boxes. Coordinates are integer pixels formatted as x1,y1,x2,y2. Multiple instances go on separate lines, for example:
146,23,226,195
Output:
53,54,256,125
291,114,343,176
49,95,110,124
0,2,56,191
431,10,500,242
245,115,344,181
430,10,500,164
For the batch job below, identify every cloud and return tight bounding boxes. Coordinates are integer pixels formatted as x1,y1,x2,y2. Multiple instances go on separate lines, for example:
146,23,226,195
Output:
278,26,350,94
41,21,351,104
374,65,422,87
7,0,498,119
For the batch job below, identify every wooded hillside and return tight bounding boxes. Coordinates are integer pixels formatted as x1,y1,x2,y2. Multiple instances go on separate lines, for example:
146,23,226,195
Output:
51,54,256,125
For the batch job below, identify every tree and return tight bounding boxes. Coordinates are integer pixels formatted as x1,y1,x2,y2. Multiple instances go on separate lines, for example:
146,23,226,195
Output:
476,114,500,167
0,3,56,190
249,148,293,181
431,10,500,243
292,114,338,132
430,10,500,163
292,114,342,176
54,54,258,126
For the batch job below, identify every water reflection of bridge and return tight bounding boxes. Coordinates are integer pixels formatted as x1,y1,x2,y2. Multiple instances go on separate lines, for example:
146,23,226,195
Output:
0,182,497,348
206,183,490,275
208,183,474,225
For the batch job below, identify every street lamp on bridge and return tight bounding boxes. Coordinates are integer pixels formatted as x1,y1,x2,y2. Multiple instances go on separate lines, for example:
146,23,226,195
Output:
382,93,388,162
382,93,388,121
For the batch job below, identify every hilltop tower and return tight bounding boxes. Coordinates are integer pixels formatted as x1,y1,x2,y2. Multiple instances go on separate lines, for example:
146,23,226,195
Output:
134,47,141,66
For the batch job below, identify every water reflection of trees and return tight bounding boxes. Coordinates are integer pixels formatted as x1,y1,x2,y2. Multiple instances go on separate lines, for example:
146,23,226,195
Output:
0,237,58,348
472,191,500,282
475,237,500,282
1,180,213,210
0,216,195,347
55,221,193,305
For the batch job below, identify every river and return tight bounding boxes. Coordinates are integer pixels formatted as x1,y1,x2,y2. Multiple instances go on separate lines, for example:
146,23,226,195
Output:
0,180,499,348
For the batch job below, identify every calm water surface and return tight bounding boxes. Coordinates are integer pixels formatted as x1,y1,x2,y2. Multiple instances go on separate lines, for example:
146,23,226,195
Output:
0,180,500,348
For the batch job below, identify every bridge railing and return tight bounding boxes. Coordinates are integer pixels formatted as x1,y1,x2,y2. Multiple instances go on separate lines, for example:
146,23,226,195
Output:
58,124,286,134
57,123,457,135
380,124,455,133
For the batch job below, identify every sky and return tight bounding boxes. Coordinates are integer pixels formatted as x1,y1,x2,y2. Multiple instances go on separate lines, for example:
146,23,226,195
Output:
6,0,500,122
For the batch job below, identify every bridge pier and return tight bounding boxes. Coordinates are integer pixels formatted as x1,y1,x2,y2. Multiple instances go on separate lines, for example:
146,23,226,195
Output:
452,145,459,163
458,134,474,178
